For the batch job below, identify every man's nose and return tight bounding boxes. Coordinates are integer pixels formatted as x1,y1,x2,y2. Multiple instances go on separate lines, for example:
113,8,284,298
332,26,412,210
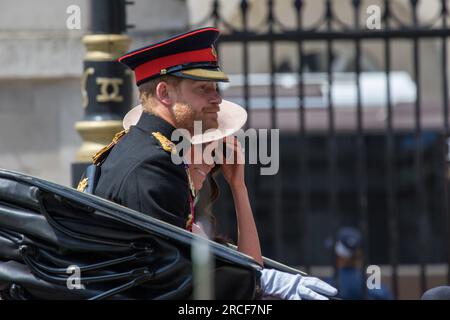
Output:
210,90,222,105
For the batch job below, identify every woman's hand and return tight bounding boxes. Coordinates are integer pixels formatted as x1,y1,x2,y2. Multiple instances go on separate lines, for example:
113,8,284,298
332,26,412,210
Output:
218,137,263,266
219,137,245,189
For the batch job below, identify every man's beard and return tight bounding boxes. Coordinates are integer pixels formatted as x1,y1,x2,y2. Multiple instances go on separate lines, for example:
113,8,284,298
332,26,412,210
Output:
172,101,218,134
172,102,197,134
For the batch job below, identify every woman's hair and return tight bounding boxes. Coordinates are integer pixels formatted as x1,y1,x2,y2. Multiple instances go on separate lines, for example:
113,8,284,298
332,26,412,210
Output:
201,165,233,245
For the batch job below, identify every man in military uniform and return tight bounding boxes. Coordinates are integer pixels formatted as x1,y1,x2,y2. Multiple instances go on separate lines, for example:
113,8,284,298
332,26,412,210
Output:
93,27,228,231
83,27,339,300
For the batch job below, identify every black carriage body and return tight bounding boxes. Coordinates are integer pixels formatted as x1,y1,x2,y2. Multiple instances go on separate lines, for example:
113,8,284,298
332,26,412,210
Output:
0,169,261,300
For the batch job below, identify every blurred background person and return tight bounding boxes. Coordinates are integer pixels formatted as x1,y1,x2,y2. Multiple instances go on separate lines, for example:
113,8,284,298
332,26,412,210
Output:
421,286,450,300
324,226,393,300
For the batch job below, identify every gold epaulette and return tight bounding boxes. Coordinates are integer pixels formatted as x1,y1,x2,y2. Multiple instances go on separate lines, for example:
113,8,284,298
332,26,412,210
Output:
152,132,177,154
152,131,196,199
92,129,128,165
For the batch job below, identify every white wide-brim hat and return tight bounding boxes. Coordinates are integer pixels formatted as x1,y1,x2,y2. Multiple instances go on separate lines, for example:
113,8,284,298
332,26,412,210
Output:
122,99,247,145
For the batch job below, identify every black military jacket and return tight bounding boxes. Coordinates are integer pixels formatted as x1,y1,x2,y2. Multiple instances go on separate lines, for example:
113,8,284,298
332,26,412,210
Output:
94,112,190,229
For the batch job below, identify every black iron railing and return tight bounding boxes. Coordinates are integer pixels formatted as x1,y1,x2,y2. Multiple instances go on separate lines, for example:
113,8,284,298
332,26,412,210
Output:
191,0,450,299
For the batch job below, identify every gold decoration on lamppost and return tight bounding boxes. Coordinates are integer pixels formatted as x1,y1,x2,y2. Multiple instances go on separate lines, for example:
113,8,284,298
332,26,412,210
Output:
81,67,95,108
96,77,124,103
75,33,132,163
75,120,124,162
82,34,131,62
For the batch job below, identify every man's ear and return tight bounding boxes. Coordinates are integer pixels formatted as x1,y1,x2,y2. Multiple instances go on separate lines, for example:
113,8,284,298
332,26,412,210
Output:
155,81,173,106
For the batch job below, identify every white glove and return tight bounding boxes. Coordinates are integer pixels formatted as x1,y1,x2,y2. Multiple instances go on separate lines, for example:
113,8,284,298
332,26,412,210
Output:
259,268,338,300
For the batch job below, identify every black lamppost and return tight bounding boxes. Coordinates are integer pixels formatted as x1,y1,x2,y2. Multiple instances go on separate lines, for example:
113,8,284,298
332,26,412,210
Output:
72,0,133,186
